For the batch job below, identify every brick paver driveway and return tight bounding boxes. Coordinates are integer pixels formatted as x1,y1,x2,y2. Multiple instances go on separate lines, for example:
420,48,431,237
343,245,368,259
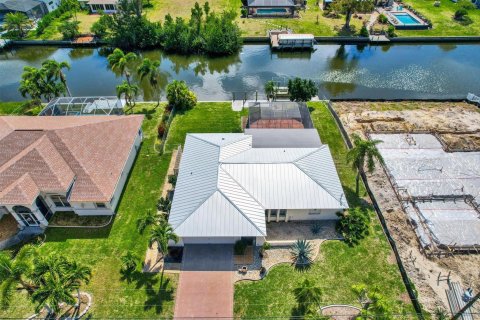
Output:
174,244,234,319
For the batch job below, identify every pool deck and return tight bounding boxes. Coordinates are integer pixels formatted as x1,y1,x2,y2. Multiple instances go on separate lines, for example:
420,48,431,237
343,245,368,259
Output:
379,4,429,29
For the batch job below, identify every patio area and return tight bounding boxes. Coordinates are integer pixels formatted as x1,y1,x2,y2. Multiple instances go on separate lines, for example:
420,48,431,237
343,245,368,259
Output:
0,214,19,242
266,220,341,243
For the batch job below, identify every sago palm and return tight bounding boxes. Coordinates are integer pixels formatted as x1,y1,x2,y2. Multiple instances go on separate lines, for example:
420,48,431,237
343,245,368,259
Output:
290,239,314,268
107,48,137,84
346,133,384,195
121,251,138,273
293,279,322,315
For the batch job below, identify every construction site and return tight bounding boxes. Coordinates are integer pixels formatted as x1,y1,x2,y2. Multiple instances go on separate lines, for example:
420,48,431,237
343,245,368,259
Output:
332,101,480,316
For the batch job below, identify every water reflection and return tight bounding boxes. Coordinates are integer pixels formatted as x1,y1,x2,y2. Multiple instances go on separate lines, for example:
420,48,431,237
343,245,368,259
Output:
0,44,479,101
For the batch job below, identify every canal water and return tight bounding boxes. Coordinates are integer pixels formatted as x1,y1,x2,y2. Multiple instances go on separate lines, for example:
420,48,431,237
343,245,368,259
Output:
0,43,479,101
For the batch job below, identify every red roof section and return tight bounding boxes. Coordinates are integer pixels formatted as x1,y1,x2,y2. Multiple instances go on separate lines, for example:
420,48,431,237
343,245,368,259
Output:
0,116,143,205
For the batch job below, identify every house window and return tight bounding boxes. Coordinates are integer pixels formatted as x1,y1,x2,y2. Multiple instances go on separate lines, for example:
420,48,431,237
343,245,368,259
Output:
264,209,269,218
105,4,115,10
279,209,287,217
95,203,106,208
308,209,322,215
51,195,70,207
270,209,278,219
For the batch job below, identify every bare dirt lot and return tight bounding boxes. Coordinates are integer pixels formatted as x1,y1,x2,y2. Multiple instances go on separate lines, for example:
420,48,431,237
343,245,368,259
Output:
332,101,480,314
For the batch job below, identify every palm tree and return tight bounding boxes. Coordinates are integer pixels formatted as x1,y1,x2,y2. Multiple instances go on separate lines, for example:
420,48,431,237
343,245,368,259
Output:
137,58,161,108
0,245,37,307
136,209,162,234
116,80,139,110
107,48,137,84
293,279,322,315
290,239,314,268
42,60,72,96
346,133,385,195
19,66,44,103
148,222,179,259
4,12,30,38
121,251,138,273
32,256,91,316
264,80,277,101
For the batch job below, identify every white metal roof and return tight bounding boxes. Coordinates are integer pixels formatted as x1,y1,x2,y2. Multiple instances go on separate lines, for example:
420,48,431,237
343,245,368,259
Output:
169,133,348,238
278,33,315,40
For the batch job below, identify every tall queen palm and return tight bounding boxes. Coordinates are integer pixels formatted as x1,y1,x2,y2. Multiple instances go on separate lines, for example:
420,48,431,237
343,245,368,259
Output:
42,60,72,96
107,48,138,85
346,133,384,195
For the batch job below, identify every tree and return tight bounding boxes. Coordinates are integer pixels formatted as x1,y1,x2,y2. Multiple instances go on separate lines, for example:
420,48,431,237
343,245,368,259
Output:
290,239,314,268
137,58,161,108
346,133,384,195
148,221,179,259
203,10,242,56
31,256,91,316
293,279,322,316
120,251,138,273
454,8,468,20
4,12,30,38
19,64,68,103
331,0,374,30
352,284,393,320
107,48,138,84
116,80,139,110
0,245,37,307
264,80,277,101
136,209,162,234
336,207,370,246
91,13,113,38
58,20,80,40
41,60,72,96
287,77,318,102
166,80,197,112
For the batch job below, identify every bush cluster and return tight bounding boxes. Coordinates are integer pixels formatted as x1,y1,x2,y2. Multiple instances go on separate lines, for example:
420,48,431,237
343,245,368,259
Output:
36,0,78,35
336,207,370,246
92,0,242,56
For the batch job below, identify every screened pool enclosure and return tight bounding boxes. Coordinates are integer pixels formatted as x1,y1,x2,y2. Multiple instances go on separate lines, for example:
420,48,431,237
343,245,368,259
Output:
39,97,125,116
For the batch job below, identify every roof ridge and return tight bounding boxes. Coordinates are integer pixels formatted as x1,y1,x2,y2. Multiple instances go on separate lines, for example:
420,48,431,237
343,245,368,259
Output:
172,190,217,231
216,188,266,236
219,165,265,210
0,133,45,175
293,145,326,162
293,148,346,206
0,173,38,203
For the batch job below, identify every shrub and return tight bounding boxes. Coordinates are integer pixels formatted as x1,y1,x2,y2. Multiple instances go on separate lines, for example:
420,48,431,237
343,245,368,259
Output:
166,80,197,112
241,8,248,17
287,77,317,102
360,25,369,37
234,240,248,255
336,207,370,246
458,0,476,10
59,20,79,40
377,14,388,24
290,239,314,268
454,8,468,20
387,25,395,37
310,222,322,235
433,1,440,7
157,122,166,137
262,241,271,250
168,175,177,187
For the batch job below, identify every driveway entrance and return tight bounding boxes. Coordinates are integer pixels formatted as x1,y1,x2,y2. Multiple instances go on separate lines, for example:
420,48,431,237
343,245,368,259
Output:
174,245,234,319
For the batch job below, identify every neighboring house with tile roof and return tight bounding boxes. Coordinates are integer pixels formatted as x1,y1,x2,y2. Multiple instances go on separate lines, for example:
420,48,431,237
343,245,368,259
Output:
0,115,143,229
168,131,348,246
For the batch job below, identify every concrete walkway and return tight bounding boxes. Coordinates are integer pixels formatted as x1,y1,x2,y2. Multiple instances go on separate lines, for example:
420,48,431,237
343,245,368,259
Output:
174,245,234,319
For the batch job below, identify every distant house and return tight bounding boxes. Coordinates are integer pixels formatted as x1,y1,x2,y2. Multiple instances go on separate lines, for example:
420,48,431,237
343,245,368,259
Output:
0,115,143,230
168,130,347,246
244,0,303,17
0,0,59,19
87,0,118,13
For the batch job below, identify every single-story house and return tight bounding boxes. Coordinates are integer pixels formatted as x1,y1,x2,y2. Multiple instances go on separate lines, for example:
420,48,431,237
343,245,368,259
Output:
87,0,118,13
0,0,52,19
0,115,143,229
168,132,348,246
245,0,301,17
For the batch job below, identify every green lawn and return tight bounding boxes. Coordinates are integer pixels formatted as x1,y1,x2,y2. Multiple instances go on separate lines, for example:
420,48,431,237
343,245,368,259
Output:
165,102,244,153
234,102,414,318
0,103,178,319
396,0,480,37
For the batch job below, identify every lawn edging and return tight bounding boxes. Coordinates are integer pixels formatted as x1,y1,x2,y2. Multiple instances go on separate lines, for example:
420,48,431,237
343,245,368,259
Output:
323,100,425,319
